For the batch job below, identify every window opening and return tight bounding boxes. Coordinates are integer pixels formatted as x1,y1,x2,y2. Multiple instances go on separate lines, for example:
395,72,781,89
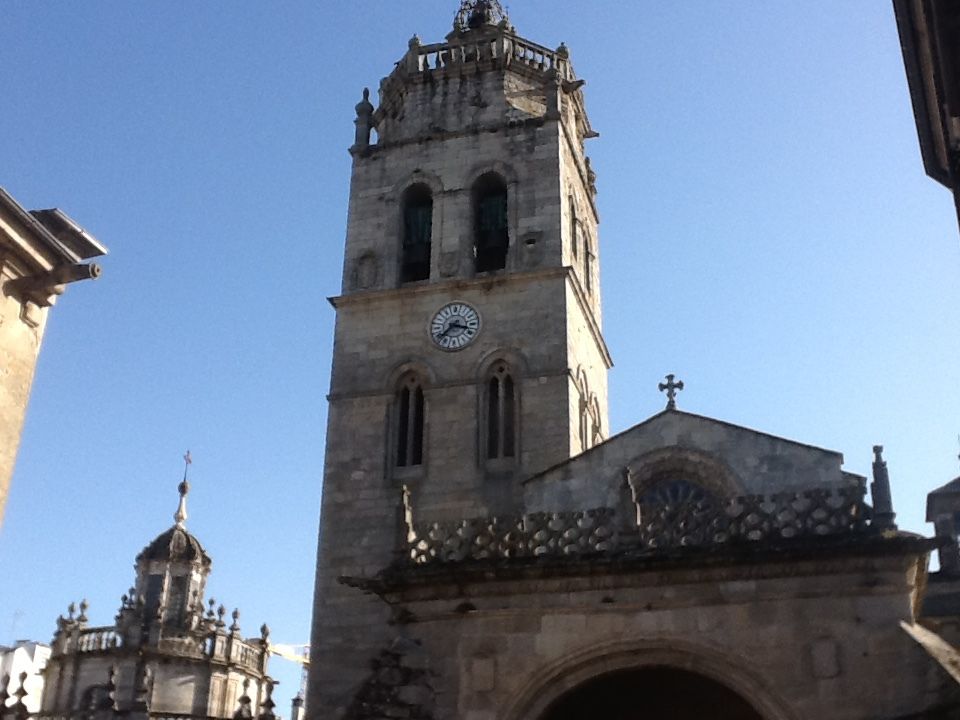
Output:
401,184,432,282
144,574,163,616
474,174,508,273
165,575,188,628
396,376,425,467
487,364,516,459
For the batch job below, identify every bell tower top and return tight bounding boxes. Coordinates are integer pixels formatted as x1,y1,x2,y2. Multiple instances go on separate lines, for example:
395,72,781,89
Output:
351,4,596,156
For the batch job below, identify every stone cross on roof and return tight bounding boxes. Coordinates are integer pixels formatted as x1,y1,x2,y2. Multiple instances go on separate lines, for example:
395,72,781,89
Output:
658,374,684,410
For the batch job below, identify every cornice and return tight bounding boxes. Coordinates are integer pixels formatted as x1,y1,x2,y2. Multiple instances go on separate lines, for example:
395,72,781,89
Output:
329,266,569,308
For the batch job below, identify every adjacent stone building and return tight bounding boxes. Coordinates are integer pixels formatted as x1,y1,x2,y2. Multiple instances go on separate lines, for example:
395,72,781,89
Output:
309,2,960,718
23,476,276,720
0,187,106,526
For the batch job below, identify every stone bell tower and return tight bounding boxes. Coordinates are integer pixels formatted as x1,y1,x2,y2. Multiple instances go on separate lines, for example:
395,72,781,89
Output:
309,1,609,716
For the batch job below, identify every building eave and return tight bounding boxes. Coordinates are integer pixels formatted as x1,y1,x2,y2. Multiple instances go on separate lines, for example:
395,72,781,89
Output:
894,0,953,187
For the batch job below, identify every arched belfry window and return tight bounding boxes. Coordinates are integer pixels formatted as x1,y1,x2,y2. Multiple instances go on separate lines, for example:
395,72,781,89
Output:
486,362,517,460
473,173,509,273
396,375,425,467
401,184,433,283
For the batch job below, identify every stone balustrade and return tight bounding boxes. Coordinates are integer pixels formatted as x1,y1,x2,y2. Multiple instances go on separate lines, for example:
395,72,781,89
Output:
404,33,574,81
73,627,121,653
406,484,870,565
227,641,262,673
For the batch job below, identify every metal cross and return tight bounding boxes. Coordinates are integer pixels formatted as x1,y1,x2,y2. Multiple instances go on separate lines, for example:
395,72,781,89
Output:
658,374,684,410
182,450,192,481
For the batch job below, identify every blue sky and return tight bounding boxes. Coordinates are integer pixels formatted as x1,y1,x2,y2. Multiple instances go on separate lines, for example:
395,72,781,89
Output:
2,0,959,710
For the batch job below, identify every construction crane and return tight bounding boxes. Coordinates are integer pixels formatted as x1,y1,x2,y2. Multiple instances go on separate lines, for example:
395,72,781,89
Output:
267,643,310,712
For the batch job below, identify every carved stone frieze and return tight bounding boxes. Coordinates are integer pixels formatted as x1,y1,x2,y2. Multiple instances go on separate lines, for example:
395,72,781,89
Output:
406,485,871,565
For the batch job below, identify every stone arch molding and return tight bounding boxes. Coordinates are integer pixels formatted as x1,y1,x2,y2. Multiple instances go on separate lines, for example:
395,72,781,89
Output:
626,446,743,501
460,158,521,189
474,347,530,379
384,357,438,391
503,637,800,720
390,168,445,198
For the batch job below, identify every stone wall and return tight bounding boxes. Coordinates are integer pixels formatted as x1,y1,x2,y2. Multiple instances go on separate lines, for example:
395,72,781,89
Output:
371,546,954,720
0,253,50,527
524,410,855,514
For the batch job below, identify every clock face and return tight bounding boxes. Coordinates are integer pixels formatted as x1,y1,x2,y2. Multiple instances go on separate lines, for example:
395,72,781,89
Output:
429,302,481,351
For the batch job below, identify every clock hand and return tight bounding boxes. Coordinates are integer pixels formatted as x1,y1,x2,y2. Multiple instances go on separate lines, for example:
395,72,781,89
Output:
440,322,464,338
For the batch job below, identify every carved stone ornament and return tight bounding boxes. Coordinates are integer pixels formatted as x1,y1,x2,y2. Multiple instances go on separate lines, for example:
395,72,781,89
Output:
406,484,871,565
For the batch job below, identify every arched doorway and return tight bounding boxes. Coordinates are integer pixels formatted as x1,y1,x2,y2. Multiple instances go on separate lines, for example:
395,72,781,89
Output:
540,667,765,720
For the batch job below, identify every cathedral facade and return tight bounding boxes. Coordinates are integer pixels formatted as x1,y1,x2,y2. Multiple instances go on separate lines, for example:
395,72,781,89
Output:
308,3,960,718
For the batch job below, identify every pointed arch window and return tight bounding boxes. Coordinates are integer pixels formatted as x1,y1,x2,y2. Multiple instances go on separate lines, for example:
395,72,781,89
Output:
401,184,433,283
486,363,517,460
473,173,509,273
396,375,425,467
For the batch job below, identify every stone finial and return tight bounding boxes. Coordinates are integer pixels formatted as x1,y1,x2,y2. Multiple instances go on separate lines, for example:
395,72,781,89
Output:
78,599,89,624
621,466,642,527
402,484,415,539
260,623,270,642
556,42,569,59
544,68,563,121
658,374,684,410
216,604,226,628
230,609,240,634
233,680,253,720
10,672,29,720
586,157,598,196
352,88,376,152
408,34,421,50
101,665,119,711
257,679,277,720
175,450,192,528
133,665,152,711
67,602,76,621
870,445,897,531
355,88,374,118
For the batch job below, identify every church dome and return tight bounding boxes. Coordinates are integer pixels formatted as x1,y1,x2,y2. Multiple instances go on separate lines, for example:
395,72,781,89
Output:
137,525,211,567
137,463,211,567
